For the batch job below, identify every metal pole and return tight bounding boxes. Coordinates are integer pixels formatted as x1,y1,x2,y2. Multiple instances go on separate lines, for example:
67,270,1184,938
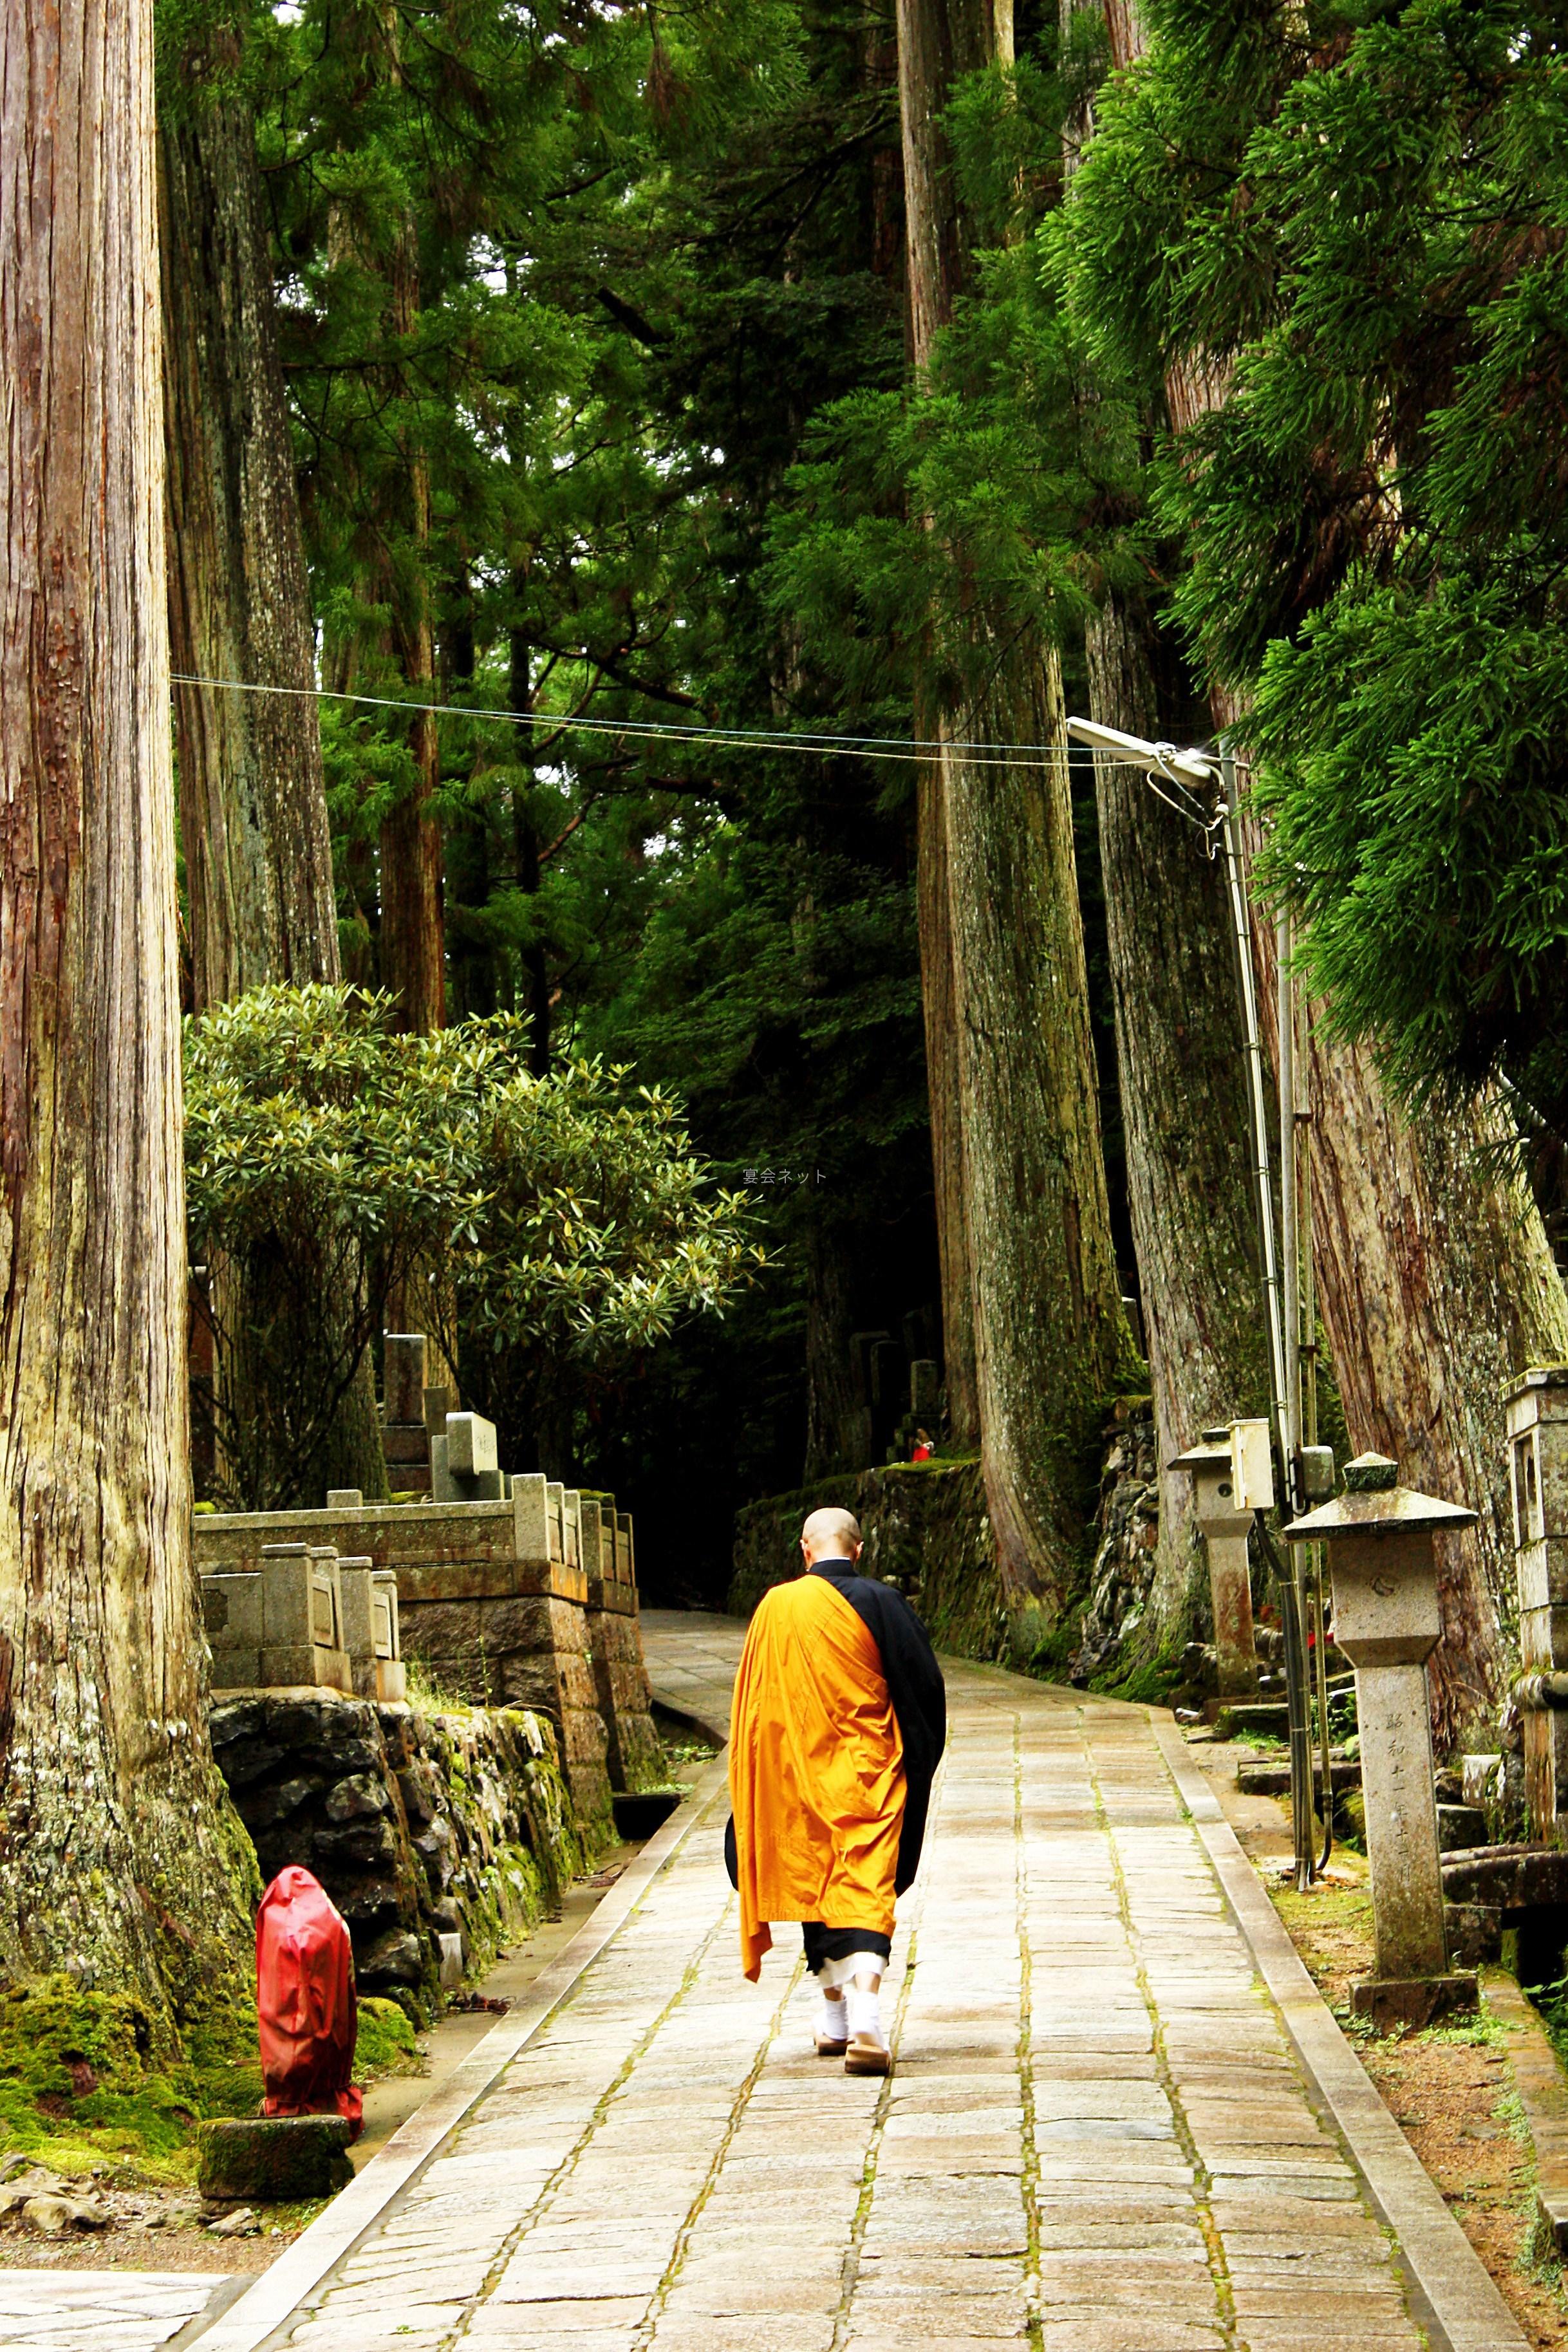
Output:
1218,767,1291,1448
1278,909,1316,1889
1296,971,1334,1872
1220,753,1312,1887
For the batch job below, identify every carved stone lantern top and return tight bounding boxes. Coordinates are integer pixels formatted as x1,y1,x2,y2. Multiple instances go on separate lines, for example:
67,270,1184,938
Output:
1285,1453,1476,1544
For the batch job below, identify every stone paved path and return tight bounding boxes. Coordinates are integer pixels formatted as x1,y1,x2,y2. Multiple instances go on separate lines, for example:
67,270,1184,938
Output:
271,1621,1431,2352
0,2268,230,2348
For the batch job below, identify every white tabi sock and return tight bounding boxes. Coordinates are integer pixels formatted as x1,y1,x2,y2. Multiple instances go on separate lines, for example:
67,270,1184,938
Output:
845,1981,887,2051
818,1987,848,2040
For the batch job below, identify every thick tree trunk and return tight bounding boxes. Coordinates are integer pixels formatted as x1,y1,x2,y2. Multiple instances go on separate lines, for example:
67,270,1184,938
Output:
0,0,256,2021
898,0,991,1464
1250,911,1568,1748
378,225,444,1035
1084,595,1270,1649
159,93,340,1011
160,88,386,1505
944,655,1129,1605
899,0,1129,1610
803,1220,874,1478
915,749,978,1448
1064,14,1269,1656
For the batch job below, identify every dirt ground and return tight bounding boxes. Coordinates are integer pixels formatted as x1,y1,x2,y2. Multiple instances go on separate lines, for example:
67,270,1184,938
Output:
1194,1733,1568,2349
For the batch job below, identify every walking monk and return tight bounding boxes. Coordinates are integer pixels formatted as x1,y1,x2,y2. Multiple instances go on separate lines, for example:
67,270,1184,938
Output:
727,1506,946,2076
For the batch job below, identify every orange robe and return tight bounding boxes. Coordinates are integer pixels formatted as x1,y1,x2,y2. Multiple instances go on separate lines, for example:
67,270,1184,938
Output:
728,1571,906,1981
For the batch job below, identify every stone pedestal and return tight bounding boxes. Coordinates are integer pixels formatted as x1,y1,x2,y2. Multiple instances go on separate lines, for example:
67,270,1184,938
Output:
381,1334,433,1497
580,1497,664,1793
339,1555,407,1704
1170,1430,1258,1699
1288,1452,1477,2026
237,1543,351,1692
198,2115,354,2201
1507,1366,1568,1841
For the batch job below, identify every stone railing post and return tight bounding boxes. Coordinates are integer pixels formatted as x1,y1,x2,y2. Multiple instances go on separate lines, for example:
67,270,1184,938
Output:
1169,1428,1258,1697
1287,1451,1477,2030
1507,1366,1568,1844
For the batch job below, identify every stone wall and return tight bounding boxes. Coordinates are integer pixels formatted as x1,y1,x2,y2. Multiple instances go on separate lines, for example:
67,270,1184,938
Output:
209,1690,585,2020
731,1458,1016,1664
729,1404,1171,1685
195,1477,667,1841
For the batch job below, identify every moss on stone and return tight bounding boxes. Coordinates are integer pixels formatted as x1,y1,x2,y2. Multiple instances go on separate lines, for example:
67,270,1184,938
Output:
0,1974,262,2183
0,1973,433,2187
353,1995,420,2078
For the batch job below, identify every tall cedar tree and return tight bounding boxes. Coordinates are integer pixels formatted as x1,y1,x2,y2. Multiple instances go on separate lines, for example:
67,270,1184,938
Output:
1068,0,1568,1735
1063,0,1273,1665
0,0,255,2020
895,0,1134,1623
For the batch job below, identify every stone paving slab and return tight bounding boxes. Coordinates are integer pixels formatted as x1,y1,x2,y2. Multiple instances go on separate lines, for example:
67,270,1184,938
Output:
167,1620,1518,2352
0,2268,235,2349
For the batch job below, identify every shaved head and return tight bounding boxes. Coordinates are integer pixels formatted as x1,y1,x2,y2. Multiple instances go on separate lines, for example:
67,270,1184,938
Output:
801,1506,863,1565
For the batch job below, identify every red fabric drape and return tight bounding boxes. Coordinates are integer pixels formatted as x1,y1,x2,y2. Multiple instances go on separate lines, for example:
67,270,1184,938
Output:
256,1866,363,2136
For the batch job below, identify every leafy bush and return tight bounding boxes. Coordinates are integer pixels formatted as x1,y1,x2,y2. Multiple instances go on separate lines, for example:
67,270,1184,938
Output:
185,984,763,1506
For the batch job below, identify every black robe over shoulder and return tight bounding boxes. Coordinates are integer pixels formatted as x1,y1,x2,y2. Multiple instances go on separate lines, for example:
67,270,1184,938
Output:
723,1558,947,1898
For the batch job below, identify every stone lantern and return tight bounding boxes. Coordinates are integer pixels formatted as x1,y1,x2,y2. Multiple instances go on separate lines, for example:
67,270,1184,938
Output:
1169,1428,1259,1697
1287,1452,1477,2030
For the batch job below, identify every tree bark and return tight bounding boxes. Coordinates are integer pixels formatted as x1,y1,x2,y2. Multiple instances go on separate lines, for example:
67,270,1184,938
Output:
1064,7,1271,1657
378,223,444,1034
0,0,256,2021
944,653,1129,1606
803,1218,874,1478
159,89,340,1011
899,0,1130,1612
897,0,991,1463
1250,911,1568,1748
1084,595,1271,1647
160,84,386,1505
915,742,978,1448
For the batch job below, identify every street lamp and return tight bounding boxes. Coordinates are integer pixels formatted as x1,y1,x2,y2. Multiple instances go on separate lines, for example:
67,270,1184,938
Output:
1066,715,1329,1885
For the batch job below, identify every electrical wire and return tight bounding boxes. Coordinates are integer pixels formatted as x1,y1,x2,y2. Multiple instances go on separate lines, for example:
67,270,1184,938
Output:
170,672,1247,780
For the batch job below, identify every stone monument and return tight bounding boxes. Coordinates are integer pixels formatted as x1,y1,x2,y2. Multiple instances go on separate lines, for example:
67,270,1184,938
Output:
1168,1427,1259,1698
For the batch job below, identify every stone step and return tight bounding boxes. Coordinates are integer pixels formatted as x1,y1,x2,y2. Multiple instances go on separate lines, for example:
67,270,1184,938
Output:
1238,1757,1361,1797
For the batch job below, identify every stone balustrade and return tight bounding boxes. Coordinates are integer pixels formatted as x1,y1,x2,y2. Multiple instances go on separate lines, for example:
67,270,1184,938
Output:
195,1448,664,1840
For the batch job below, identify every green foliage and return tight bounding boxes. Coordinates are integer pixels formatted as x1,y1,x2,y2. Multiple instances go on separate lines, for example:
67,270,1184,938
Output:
185,984,762,1504
1067,0,1568,1142
0,1976,261,2183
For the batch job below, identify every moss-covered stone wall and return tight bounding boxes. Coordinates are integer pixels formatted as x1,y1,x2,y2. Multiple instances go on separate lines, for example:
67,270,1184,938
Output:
729,1405,1182,1695
730,1458,1039,1666
209,1692,595,2024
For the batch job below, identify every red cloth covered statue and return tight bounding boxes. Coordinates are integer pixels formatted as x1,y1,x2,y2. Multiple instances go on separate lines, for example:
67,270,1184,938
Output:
256,1867,363,2137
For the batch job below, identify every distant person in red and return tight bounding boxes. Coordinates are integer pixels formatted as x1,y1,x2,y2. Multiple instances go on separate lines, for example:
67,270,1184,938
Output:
910,1430,935,1462
256,1867,362,2136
